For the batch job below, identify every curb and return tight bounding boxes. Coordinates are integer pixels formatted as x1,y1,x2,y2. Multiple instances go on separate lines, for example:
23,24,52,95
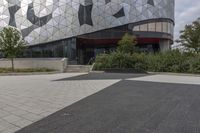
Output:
90,71,105,73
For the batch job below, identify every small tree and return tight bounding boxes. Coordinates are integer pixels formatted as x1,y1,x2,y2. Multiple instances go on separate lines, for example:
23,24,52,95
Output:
176,18,200,53
117,33,137,54
0,26,26,71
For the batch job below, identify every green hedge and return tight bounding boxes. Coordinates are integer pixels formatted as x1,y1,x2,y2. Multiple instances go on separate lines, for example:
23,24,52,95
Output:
93,52,147,72
93,50,200,74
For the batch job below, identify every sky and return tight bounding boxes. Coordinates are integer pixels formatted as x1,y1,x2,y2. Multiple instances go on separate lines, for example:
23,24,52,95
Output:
175,0,200,40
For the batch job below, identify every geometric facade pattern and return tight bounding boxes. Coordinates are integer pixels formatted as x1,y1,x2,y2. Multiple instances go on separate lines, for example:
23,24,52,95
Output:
0,0,174,45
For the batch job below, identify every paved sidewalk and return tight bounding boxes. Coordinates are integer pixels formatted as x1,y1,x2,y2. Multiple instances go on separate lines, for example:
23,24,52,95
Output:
128,74,200,85
1,73,200,133
0,73,120,133
16,74,200,133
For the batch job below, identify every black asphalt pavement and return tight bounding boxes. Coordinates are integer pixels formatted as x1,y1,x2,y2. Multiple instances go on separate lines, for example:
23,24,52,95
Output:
55,72,148,81
17,73,200,133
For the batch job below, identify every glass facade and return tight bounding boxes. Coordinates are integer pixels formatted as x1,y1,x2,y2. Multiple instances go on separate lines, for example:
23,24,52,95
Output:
25,38,76,61
133,21,174,35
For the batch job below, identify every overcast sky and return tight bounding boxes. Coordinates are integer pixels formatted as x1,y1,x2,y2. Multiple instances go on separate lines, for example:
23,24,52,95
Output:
175,0,200,39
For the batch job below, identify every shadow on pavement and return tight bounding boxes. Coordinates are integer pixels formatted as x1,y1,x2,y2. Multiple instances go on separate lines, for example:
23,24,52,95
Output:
55,72,149,81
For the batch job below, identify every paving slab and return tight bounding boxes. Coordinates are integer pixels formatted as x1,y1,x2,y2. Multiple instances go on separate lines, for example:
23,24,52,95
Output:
128,74,200,85
0,73,120,133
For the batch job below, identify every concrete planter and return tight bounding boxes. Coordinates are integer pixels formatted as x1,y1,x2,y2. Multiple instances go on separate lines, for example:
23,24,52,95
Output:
0,58,68,72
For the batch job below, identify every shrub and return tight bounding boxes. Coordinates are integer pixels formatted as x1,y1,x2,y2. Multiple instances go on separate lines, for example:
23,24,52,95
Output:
187,55,200,73
117,33,137,54
93,52,147,72
146,50,190,72
93,54,111,70
93,50,200,74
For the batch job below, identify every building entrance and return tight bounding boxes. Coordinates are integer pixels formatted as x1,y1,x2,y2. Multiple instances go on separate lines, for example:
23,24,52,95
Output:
77,38,118,64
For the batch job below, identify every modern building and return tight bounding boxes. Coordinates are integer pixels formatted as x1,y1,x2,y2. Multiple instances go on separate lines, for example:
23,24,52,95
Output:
0,0,174,64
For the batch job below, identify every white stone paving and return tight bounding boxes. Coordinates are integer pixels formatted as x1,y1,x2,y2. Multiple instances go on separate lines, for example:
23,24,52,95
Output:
128,74,200,85
0,73,120,133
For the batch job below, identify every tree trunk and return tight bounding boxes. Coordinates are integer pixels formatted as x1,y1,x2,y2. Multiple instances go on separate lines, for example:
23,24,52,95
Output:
11,58,14,72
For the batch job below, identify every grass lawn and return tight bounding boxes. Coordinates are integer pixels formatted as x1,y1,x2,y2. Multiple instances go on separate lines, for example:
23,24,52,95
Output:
0,68,55,73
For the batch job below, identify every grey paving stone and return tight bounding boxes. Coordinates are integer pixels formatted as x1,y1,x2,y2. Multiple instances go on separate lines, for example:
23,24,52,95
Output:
0,73,120,133
2,115,22,123
0,110,10,118
12,119,32,128
128,74,200,85
10,109,28,116
21,113,42,122
2,106,17,112
1,125,20,133
0,119,14,132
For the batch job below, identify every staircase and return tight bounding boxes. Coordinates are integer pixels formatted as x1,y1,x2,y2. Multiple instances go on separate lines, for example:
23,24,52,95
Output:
64,65,92,73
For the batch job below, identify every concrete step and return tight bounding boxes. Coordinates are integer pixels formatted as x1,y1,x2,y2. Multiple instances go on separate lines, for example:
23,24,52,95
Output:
64,65,92,73
68,60,78,65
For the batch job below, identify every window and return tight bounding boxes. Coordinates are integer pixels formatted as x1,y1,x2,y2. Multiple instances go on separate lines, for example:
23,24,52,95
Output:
148,22,156,32
132,20,173,35
156,22,162,32
170,23,174,35
167,23,171,34
140,24,148,31
162,22,168,33
133,25,140,31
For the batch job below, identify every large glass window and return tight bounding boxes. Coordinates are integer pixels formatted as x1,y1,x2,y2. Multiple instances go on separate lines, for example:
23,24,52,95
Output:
156,22,162,32
167,23,171,34
148,23,156,32
170,23,174,35
140,24,148,31
162,22,168,33
26,38,77,60
133,26,140,31
133,20,174,35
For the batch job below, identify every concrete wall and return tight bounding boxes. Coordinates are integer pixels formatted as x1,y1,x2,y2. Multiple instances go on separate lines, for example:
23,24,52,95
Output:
159,39,171,52
0,58,67,72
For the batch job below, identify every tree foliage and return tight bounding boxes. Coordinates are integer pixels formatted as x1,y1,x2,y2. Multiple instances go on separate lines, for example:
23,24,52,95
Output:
117,33,137,54
0,26,26,71
176,18,200,53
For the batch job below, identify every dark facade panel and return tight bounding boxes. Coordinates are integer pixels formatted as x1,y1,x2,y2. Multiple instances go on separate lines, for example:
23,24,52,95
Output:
27,3,52,27
113,8,125,18
147,0,155,6
78,4,93,26
8,5,20,27
105,0,111,4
